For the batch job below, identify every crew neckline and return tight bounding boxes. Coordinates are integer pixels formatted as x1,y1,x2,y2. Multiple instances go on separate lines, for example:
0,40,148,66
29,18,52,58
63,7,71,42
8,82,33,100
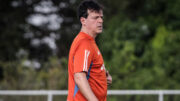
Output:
80,32,94,40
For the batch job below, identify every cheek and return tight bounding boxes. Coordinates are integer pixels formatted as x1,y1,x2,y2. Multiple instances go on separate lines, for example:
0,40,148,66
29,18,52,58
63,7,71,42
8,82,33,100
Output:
87,20,94,25
86,21,96,28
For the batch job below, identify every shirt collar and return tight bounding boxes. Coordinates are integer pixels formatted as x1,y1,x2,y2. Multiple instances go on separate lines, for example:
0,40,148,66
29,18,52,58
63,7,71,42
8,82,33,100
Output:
80,32,94,40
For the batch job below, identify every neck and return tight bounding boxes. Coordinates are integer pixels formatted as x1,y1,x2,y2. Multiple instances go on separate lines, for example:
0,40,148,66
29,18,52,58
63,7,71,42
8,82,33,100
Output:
80,28,97,39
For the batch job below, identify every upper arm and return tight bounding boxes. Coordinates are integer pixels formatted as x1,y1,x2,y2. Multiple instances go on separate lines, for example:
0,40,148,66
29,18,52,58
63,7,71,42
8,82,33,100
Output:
74,72,87,83
73,40,93,73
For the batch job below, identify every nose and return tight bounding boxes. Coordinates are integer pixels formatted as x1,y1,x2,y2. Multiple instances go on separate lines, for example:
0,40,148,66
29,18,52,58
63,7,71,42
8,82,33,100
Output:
98,17,103,23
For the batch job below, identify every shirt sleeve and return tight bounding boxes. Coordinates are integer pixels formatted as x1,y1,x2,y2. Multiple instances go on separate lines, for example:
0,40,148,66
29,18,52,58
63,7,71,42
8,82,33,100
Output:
73,40,93,73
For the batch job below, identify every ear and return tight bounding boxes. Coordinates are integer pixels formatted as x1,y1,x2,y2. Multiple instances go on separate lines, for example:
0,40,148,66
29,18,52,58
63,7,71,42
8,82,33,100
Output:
80,17,86,26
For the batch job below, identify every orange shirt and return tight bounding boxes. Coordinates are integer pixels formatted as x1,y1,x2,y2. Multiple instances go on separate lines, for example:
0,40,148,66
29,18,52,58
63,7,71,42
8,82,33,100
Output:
67,32,107,101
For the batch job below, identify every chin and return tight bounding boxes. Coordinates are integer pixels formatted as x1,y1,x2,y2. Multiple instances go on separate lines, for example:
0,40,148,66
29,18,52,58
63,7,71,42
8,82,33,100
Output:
97,30,103,34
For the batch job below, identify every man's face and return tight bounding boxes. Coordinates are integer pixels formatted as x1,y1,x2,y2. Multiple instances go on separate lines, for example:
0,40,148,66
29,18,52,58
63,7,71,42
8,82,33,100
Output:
83,10,103,34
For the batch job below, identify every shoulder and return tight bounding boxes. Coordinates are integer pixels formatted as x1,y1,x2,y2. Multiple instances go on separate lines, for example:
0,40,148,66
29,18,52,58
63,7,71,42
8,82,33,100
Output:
70,34,94,54
76,38,92,51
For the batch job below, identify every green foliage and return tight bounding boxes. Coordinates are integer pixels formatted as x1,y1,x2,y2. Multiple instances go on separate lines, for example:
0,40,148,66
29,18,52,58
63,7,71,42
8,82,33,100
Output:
98,0,180,92
0,56,68,90
100,21,180,90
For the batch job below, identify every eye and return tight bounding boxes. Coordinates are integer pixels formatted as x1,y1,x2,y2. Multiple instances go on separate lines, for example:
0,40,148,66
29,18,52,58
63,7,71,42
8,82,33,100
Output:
101,16,104,20
93,16,99,19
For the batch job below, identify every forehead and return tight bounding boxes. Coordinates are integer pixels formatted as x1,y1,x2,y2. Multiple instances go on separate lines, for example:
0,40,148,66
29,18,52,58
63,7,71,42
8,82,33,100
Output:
87,9,103,16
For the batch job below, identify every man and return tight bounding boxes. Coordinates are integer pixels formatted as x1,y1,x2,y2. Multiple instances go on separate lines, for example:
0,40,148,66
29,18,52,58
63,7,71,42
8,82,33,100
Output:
67,0,112,101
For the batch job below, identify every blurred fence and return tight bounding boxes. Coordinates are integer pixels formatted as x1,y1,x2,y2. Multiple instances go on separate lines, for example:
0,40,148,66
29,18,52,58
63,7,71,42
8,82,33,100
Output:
0,90,180,101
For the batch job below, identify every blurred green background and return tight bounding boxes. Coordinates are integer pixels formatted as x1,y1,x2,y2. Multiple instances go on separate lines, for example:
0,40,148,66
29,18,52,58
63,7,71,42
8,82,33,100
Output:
0,0,180,101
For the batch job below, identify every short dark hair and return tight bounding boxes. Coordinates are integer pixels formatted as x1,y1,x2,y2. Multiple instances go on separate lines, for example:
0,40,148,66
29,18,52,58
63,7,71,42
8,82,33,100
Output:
77,0,102,20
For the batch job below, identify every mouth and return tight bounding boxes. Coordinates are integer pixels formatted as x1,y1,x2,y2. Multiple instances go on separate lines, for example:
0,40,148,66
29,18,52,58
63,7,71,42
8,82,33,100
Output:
98,26,103,29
